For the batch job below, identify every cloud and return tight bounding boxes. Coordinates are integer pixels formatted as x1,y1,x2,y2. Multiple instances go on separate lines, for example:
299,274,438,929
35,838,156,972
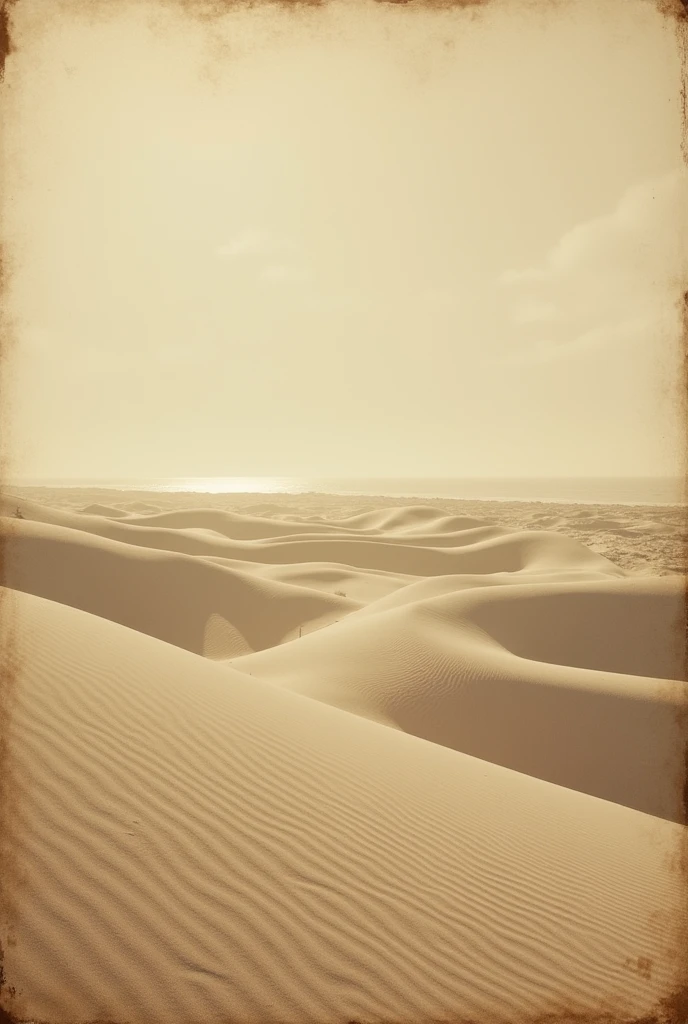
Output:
495,315,657,367
216,228,296,259
418,286,459,310
510,299,559,325
216,229,316,288
498,168,688,360
259,263,313,283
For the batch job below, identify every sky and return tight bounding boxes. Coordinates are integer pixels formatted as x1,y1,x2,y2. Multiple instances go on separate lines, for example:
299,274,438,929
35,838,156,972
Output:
2,0,686,480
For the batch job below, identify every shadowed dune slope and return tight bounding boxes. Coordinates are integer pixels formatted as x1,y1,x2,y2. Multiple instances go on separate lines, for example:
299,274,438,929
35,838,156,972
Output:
232,576,686,822
1,518,352,657
79,503,130,516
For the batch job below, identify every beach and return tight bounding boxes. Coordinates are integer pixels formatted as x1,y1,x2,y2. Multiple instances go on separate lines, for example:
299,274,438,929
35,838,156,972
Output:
0,486,686,1023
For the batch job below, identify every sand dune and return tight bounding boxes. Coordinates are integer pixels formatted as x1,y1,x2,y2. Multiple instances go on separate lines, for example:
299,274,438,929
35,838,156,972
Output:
78,503,129,516
1,517,351,657
233,575,686,820
9,484,685,575
1,491,686,1023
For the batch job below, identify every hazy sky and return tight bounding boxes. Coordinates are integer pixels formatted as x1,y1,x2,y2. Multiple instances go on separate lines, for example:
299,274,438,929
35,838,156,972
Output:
3,0,686,480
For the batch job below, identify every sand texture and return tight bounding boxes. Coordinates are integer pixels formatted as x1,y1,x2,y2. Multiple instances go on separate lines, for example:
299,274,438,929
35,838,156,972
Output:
1,489,686,1024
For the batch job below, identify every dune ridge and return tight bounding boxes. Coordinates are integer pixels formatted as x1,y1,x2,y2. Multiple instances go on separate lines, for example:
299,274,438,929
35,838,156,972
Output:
8,484,686,575
0,491,686,1023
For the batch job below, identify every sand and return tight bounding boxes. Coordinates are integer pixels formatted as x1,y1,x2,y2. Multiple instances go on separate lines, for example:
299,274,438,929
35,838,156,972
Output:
0,488,686,1024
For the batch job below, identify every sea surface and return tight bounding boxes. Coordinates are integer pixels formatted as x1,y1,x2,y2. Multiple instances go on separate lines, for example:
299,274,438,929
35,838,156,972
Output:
10,476,687,505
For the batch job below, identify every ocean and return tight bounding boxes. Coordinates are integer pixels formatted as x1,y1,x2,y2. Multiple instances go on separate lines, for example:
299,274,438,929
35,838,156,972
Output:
11,476,686,505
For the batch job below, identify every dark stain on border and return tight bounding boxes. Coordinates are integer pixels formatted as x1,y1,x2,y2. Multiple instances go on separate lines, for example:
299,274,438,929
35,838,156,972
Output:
1,0,23,1020
676,0,688,1015
0,1,13,85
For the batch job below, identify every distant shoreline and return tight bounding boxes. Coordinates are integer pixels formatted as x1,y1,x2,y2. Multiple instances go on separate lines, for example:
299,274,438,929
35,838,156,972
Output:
5,483,686,509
